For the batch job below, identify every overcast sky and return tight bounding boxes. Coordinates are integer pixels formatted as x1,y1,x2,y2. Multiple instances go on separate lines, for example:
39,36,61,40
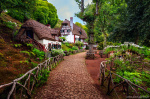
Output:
48,0,92,24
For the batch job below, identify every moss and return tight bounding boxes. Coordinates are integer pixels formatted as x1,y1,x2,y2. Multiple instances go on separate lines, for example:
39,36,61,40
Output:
0,52,4,60
0,53,7,67
12,54,24,60
0,39,6,49
5,50,17,56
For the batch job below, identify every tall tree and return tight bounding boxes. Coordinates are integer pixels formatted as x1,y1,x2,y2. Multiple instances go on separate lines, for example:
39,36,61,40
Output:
1,0,36,21
33,0,58,27
110,0,150,45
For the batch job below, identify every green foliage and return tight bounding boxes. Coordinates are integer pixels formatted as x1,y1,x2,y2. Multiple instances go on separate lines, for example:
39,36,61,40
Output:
85,45,89,50
104,47,114,54
26,43,34,50
36,68,50,87
32,48,45,61
98,42,103,50
59,37,66,42
75,22,88,33
61,44,69,51
20,51,31,56
54,19,63,28
31,62,38,68
75,41,83,48
14,44,22,48
110,0,150,45
5,0,36,22
33,0,58,27
72,46,79,51
64,42,70,48
51,49,65,57
3,21,16,29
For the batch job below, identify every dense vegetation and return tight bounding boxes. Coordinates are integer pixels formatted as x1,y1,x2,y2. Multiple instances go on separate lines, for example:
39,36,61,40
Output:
0,0,58,28
75,0,150,47
103,43,150,96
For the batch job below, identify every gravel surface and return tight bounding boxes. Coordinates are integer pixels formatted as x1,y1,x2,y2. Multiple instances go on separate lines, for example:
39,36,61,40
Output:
34,52,103,99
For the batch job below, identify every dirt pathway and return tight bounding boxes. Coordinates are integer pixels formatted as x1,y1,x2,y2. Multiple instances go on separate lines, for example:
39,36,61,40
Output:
33,52,104,99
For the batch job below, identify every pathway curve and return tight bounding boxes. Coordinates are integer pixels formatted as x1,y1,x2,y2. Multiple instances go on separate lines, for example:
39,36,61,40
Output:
34,52,103,99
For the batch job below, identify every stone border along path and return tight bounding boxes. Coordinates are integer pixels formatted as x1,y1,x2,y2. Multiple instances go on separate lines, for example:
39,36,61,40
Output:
34,52,103,99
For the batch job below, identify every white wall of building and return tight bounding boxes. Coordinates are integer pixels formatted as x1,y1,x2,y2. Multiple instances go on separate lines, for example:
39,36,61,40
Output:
34,33,61,51
61,31,74,43
34,33,43,44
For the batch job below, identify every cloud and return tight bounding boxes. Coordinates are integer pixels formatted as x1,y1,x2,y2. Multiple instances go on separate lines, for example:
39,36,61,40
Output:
58,6,72,20
85,0,92,6
47,0,93,24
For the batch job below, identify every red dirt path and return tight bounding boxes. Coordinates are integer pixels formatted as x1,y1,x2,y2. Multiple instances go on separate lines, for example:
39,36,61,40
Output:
85,51,109,97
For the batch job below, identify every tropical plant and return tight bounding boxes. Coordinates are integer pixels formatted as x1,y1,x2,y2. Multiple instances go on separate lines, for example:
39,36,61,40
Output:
51,49,65,57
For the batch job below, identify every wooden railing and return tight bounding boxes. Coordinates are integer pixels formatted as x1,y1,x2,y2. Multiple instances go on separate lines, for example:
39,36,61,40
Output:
99,61,150,98
0,54,64,99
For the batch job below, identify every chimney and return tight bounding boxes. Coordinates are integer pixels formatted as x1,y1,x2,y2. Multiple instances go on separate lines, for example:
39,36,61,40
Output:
46,24,51,28
70,17,73,30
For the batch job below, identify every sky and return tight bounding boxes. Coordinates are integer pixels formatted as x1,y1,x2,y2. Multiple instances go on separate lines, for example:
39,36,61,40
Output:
48,0,92,25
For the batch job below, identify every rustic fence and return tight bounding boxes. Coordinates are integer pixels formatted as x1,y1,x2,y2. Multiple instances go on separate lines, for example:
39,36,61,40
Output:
99,61,150,99
0,54,64,99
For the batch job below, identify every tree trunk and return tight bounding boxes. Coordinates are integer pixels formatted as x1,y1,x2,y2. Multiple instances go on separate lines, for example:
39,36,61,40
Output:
0,10,3,14
96,0,98,14
81,0,84,13
102,30,107,48
135,33,139,44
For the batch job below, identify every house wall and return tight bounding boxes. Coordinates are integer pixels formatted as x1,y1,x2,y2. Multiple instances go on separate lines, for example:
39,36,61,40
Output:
34,33,61,51
75,35,80,42
34,33,43,44
61,31,74,43
43,39,61,50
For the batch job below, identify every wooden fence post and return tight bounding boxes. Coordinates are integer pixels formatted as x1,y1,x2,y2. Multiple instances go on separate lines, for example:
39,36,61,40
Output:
107,72,111,95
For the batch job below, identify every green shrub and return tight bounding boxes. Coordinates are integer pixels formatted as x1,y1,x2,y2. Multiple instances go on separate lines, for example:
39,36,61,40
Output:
59,37,66,41
62,44,69,51
107,42,113,45
20,51,31,57
36,69,50,87
85,45,89,50
26,43,34,50
75,41,83,48
64,42,70,48
98,42,103,50
31,62,38,68
3,21,16,29
14,44,22,48
51,49,65,57
32,48,45,61
80,47,83,49
72,46,79,51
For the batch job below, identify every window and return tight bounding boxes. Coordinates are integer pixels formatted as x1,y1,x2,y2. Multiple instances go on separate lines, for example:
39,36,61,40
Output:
48,43,51,51
75,38,78,41
60,30,64,33
79,38,81,41
67,29,71,32
26,30,33,39
79,31,82,35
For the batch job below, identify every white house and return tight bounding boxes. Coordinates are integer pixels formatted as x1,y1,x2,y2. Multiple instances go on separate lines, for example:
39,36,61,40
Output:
16,20,62,51
59,17,88,48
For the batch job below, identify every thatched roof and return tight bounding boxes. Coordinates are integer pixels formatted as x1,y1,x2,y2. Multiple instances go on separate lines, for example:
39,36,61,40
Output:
50,28,60,36
17,20,55,41
62,19,88,39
